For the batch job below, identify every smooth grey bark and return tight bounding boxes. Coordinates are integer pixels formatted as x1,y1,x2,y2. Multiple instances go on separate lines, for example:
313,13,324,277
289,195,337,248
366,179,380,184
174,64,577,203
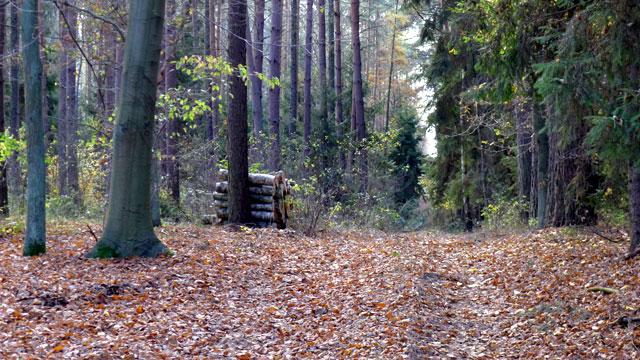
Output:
289,0,299,135
87,0,168,258
268,0,283,171
22,0,46,256
334,0,345,171
251,0,265,139
227,0,251,223
8,0,21,209
303,0,312,163
351,0,367,190
0,3,8,215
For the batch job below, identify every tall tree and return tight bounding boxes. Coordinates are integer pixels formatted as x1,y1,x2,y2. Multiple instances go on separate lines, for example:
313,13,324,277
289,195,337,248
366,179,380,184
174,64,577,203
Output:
289,0,299,135
87,0,168,258
226,0,251,223
326,0,335,115
0,2,8,215
384,0,399,132
318,0,328,131
334,0,345,170
251,0,265,140
268,0,283,170
303,0,313,163
7,0,21,207
22,0,46,255
351,0,367,190
164,0,180,205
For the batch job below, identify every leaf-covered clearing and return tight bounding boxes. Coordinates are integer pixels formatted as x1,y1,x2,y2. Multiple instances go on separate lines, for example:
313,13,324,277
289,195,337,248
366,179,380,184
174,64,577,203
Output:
1,223,638,358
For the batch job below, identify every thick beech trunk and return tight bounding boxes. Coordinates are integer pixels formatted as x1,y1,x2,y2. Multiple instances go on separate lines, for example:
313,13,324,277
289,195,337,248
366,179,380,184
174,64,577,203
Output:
87,0,168,258
227,0,251,223
22,0,46,255
268,0,283,171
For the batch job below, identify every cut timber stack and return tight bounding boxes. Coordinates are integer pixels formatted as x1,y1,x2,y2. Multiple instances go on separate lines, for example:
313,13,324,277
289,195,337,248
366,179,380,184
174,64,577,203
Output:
214,169,293,228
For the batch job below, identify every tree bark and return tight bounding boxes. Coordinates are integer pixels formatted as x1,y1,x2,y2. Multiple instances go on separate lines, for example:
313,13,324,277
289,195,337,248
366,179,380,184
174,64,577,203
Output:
226,0,251,223
351,0,367,191
532,80,548,228
251,0,265,140
303,0,313,164
22,0,46,255
164,0,180,205
318,0,328,133
384,0,399,132
289,0,299,135
87,0,168,258
326,0,335,118
629,162,640,256
515,97,532,216
268,0,283,171
64,1,80,204
7,0,21,209
334,0,345,171
0,3,8,215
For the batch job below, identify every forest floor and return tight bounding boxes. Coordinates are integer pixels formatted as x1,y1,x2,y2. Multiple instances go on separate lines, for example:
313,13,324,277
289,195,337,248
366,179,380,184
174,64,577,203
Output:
0,221,639,359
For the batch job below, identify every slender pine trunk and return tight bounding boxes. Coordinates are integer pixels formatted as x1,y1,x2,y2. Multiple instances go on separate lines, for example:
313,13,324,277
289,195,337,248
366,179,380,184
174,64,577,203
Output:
227,0,251,223
251,0,265,140
351,0,367,191
334,0,345,171
8,0,21,210
289,0,299,135
303,0,313,165
268,0,283,171
0,3,7,215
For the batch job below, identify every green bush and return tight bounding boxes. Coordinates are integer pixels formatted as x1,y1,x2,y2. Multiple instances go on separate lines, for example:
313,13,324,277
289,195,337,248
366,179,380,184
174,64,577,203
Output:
480,197,529,233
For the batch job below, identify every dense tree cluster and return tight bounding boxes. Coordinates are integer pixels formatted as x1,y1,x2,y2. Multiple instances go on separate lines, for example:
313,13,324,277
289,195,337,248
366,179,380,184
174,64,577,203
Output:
418,0,640,255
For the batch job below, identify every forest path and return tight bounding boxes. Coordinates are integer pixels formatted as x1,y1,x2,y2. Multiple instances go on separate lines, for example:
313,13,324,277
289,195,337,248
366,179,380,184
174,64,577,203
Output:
0,223,637,358
409,229,639,359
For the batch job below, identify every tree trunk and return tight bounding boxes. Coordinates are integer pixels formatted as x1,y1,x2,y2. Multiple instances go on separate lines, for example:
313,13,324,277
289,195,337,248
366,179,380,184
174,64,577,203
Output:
268,0,283,171
532,80,548,228
629,162,640,256
227,0,251,223
303,0,313,164
8,0,21,209
0,3,7,215
164,0,180,205
514,97,532,216
251,0,265,140
384,0,399,132
326,0,335,118
22,0,46,255
351,0,367,191
87,0,168,258
318,0,328,135
64,1,80,204
334,0,345,171
289,0,299,135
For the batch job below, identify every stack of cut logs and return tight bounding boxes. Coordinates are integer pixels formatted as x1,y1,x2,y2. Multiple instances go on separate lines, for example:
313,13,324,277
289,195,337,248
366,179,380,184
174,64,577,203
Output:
214,169,293,228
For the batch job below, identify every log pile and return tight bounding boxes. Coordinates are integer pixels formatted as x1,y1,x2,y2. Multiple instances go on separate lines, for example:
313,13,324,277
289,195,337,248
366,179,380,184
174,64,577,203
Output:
214,169,293,228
